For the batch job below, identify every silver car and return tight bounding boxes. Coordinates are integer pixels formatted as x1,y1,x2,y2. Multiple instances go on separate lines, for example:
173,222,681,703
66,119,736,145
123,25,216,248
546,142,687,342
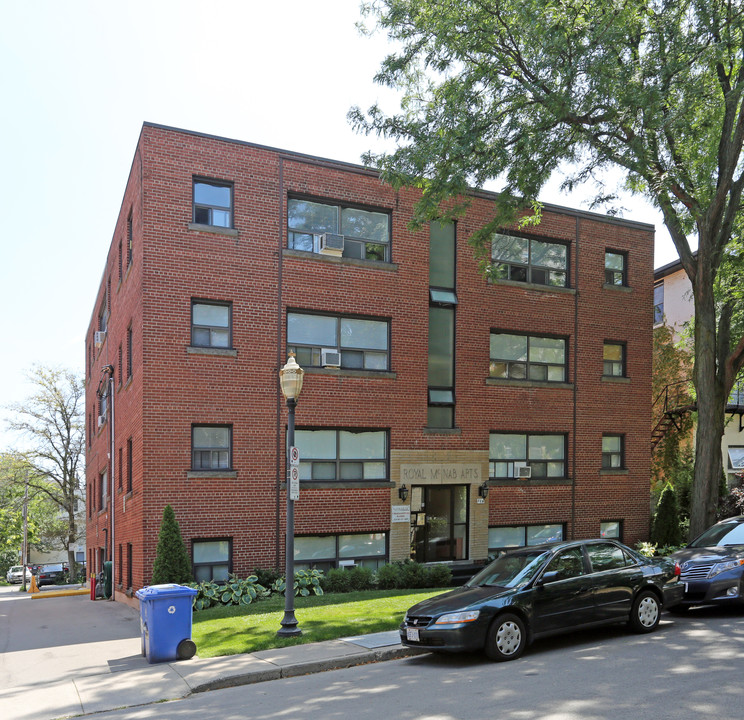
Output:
6,566,32,584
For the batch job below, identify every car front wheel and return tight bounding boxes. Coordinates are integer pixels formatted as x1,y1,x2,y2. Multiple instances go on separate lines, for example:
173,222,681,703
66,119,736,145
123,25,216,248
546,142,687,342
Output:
485,613,527,661
628,590,660,633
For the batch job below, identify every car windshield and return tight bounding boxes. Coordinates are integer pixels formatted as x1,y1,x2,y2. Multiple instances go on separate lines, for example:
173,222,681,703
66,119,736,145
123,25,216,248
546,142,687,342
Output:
691,520,744,548
466,549,551,589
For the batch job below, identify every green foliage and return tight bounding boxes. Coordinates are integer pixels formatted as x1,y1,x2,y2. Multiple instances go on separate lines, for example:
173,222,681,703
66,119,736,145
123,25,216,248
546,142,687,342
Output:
189,574,269,611
252,567,282,589
636,541,686,558
323,566,375,593
151,505,193,585
375,560,452,589
272,568,325,597
652,485,683,547
354,0,744,537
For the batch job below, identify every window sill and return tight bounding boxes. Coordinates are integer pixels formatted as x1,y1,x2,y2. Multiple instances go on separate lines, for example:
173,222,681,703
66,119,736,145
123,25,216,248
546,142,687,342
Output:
486,378,574,390
489,477,574,487
603,283,632,293
489,279,576,295
423,427,462,435
187,346,238,358
187,470,238,479
283,248,398,272
284,481,395,490
599,469,628,476
303,367,396,380
187,222,239,238
601,375,630,384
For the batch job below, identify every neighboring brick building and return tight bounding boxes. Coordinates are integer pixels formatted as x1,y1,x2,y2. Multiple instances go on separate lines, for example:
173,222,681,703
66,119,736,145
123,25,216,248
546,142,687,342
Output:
86,123,655,601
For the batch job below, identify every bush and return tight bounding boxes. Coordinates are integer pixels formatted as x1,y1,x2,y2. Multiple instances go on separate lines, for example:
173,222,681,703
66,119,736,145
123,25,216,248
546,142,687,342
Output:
151,505,192,585
253,567,282,589
272,568,324,597
323,566,375,593
375,560,451,590
423,563,452,588
652,484,683,546
189,574,270,611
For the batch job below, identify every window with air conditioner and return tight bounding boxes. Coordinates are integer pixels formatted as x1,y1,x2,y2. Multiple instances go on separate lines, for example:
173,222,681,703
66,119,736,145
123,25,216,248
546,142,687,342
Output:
489,433,566,480
287,311,389,371
288,197,391,262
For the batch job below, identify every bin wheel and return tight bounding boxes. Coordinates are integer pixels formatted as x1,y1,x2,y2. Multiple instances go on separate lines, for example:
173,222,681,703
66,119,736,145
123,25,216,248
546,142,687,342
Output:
177,638,197,660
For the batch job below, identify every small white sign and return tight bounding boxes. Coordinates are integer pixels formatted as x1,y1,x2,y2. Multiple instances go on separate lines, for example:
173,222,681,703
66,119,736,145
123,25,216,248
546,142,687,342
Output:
391,505,411,523
289,446,300,466
289,465,300,500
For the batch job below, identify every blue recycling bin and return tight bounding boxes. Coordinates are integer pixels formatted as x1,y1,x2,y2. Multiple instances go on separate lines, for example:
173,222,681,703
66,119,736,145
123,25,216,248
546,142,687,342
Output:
135,584,198,663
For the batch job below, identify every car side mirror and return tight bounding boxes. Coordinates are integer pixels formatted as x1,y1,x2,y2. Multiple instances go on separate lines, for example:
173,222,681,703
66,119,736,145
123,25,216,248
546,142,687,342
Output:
538,570,560,586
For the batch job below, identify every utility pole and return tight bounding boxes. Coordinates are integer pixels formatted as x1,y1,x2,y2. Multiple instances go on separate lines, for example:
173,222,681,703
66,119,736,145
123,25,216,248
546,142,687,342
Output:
21,470,28,593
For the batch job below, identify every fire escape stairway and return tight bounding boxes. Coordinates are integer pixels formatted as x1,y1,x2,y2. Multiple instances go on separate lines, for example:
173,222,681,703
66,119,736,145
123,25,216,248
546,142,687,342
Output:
651,380,695,451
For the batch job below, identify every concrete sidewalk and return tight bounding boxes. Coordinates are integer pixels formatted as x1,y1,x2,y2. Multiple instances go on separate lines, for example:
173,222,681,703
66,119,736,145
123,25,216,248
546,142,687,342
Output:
0,587,424,720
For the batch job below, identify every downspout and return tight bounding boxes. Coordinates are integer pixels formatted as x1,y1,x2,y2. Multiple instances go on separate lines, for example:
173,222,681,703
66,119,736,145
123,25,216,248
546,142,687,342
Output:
571,217,580,538
275,157,285,570
109,371,115,601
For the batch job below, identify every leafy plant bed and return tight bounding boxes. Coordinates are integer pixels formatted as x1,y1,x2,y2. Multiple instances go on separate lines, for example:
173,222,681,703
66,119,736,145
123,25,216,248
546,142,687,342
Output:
191,587,446,657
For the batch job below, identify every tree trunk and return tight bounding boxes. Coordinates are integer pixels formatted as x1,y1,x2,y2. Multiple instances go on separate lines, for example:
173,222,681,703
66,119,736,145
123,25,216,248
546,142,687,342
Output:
689,271,727,539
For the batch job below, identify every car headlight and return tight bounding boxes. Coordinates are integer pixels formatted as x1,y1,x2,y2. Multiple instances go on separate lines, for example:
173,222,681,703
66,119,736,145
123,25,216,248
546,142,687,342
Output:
709,559,744,577
433,610,480,625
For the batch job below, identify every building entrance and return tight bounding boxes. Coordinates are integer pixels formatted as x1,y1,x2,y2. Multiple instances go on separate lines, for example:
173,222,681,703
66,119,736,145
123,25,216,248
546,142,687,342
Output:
410,485,468,562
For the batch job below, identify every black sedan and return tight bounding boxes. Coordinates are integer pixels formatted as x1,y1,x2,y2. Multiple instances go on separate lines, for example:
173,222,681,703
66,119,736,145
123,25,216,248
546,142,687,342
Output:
400,539,683,661
669,515,744,610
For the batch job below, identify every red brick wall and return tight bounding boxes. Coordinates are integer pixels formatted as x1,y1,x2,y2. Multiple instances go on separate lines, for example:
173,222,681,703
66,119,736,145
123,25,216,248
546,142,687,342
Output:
86,124,654,592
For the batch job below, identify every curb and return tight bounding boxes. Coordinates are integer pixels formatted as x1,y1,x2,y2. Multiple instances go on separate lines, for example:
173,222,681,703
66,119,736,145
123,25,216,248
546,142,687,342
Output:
31,589,90,600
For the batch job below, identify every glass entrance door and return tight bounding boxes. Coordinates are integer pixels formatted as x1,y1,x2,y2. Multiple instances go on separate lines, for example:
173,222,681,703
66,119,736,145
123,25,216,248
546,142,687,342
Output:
410,485,468,562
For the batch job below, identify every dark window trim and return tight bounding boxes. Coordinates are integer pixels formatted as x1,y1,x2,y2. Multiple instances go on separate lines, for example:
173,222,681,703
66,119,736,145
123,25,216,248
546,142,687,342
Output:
604,248,628,287
192,176,234,229
191,298,233,349
287,309,392,372
489,431,568,480
601,433,625,470
490,229,572,288
488,522,567,551
490,329,569,384
191,537,233,583
294,427,389,483
294,531,389,570
600,519,624,542
191,423,233,471
602,340,627,378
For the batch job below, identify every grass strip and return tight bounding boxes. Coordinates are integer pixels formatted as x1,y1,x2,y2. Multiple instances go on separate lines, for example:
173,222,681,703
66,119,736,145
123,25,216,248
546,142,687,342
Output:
191,587,446,657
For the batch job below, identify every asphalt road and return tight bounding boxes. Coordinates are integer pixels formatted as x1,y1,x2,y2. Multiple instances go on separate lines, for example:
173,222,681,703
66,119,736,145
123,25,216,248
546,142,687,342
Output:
80,605,743,720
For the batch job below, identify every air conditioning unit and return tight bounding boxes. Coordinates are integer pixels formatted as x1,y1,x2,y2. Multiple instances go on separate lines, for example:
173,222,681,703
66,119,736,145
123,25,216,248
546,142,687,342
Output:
321,348,341,368
319,232,344,256
338,559,356,570
94,330,106,348
97,415,106,429
514,463,532,479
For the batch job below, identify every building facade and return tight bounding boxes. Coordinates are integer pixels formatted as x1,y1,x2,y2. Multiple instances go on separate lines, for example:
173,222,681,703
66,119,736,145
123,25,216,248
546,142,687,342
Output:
86,123,654,601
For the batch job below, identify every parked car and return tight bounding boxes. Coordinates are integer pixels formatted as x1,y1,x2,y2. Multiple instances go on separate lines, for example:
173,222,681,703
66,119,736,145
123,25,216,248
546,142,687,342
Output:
6,566,32,584
36,563,67,586
400,539,683,661
669,515,744,611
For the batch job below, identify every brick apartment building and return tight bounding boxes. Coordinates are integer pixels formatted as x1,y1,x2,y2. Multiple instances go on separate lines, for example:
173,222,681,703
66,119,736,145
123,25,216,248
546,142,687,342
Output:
86,123,654,601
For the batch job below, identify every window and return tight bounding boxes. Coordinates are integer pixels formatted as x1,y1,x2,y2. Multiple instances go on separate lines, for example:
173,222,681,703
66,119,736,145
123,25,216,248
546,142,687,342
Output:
127,209,133,266
193,179,232,228
603,342,625,377
545,548,585,580
602,434,624,469
118,240,122,282
191,301,231,348
118,344,122,384
118,447,122,489
193,539,231,583
605,251,627,286
727,446,744,471
192,425,232,470
586,543,630,572
654,282,664,323
126,326,132,379
99,470,107,511
489,433,566,479
295,429,388,482
126,438,133,493
287,312,389,371
98,295,108,333
294,532,387,571
288,198,390,262
600,521,622,540
118,544,122,586
491,233,568,287
490,333,567,383
488,524,564,552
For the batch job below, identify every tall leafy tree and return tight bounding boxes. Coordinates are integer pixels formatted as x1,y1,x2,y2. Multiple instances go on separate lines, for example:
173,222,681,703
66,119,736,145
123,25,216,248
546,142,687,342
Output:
6,366,85,576
351,0,744,537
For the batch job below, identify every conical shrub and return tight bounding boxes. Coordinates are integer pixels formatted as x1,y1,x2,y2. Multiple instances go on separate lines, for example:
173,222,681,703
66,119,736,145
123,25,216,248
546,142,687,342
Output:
151,504,193,585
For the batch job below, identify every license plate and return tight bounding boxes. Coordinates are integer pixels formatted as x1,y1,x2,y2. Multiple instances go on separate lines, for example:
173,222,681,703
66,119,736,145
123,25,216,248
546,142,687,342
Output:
406,627,420,642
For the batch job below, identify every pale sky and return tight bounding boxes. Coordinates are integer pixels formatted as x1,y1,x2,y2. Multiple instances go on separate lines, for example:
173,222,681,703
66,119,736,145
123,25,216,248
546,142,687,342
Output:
0,0,677,447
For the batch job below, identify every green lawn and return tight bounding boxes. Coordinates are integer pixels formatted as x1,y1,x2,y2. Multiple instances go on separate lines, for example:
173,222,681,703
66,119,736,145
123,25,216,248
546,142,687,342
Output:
191,588,446,658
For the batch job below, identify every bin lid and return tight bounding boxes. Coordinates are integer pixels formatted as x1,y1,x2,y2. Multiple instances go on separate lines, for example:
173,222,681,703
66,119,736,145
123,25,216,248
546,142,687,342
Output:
135,584,197,600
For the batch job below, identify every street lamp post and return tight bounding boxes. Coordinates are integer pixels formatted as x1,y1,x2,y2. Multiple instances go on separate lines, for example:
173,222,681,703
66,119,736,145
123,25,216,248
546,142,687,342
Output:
277,353,304,638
